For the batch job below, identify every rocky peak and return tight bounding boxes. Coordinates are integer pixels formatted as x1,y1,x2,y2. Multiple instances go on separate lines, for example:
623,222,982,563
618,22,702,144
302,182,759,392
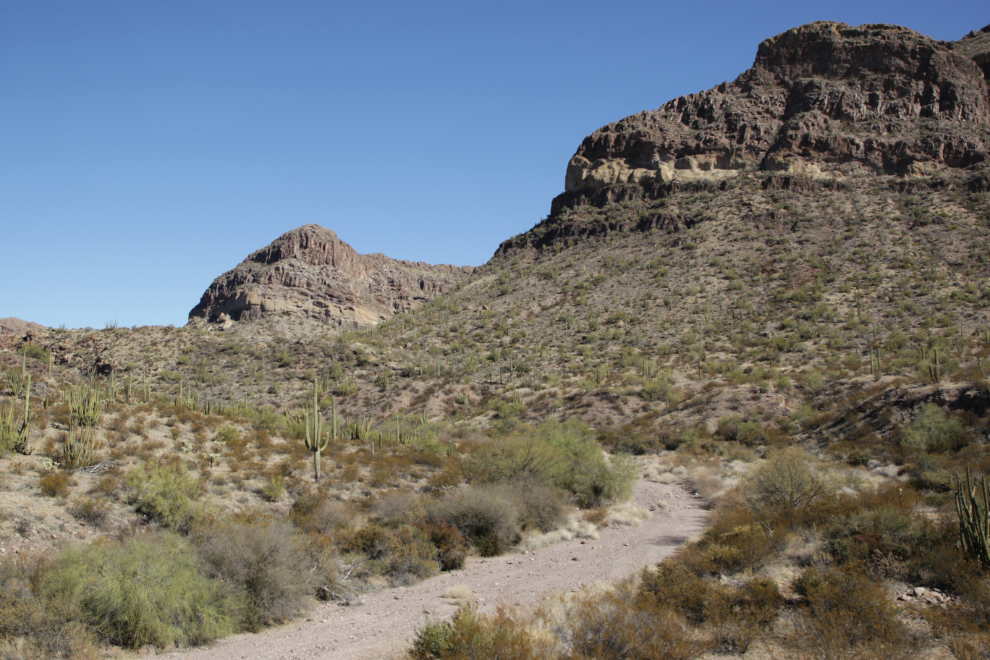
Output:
562,21,990,201
189,225,473,332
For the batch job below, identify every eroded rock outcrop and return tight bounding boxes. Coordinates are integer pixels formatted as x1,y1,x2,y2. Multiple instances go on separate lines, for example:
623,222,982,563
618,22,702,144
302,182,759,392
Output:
189,225,473,329
563,21,990,196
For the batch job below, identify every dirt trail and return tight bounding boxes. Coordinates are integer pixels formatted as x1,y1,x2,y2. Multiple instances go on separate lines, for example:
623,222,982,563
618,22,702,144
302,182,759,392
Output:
164,480,707,660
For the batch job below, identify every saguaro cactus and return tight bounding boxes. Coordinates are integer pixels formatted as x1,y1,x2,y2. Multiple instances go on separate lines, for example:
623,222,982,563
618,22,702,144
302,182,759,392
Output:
304,380,331,482
955,468,990,566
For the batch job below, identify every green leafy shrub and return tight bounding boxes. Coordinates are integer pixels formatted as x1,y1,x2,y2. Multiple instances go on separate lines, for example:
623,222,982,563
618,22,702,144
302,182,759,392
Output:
748,447,829,514
194,520,310,630
42,532,234,648
468,420,635,507
901,403,966,453
126,460,204,533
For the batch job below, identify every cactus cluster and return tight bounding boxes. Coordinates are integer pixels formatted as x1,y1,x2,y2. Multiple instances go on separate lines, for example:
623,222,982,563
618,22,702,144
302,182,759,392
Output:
1,374,31,454
62,425,103,470
955,468,990,566
67,382,105,428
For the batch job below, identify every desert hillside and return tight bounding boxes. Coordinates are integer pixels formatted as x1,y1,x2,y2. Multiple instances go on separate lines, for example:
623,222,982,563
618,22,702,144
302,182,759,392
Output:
2,19,990,660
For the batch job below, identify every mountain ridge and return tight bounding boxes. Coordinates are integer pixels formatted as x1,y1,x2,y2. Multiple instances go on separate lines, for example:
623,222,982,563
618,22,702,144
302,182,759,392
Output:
188,224,474,332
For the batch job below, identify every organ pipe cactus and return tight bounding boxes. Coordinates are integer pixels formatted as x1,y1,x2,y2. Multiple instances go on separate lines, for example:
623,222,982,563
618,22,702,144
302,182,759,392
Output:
1,374,31,454
304,380,333,482
63,425,102,470
68,382,104,428
956,468,990,566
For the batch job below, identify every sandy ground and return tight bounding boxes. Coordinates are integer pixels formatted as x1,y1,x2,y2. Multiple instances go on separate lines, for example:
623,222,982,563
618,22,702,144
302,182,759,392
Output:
163,480,708,660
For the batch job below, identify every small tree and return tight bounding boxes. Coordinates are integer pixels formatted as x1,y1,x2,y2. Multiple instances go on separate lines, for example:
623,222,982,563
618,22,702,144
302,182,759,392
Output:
749,447,828,512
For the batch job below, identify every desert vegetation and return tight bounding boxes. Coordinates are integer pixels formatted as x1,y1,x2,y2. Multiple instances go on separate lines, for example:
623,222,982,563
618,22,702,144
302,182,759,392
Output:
2,119,990,660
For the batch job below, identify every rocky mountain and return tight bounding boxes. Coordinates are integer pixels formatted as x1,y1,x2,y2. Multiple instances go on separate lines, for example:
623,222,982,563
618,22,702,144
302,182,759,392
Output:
523,21,990,241
0,318,45,336
188,225,474,331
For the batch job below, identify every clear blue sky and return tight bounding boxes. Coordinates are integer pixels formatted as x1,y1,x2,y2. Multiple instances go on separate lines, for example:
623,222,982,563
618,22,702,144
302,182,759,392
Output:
2,1,985,328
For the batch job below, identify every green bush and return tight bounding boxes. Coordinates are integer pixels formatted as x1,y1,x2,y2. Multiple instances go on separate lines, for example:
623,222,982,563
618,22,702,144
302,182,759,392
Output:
748,447,829,513
468,420,635,507
194,520,310,630
901,403,966,453
42,532,234,648
126,461,204,533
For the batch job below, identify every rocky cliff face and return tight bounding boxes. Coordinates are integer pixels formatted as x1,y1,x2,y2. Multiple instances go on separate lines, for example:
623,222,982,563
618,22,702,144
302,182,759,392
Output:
559,22,990,203
189,225,473,330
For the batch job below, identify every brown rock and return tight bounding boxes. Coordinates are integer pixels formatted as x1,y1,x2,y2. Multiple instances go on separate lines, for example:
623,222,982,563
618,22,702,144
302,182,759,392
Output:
189,225,474,331
561,21,989,195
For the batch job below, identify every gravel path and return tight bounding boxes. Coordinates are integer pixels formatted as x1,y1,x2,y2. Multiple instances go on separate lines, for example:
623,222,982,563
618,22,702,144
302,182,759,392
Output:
163,480,707,660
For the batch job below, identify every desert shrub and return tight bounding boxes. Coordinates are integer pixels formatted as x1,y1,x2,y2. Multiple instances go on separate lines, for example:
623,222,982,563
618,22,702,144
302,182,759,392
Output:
39,472,71,498
638,560,782,653
69,496,110,528
789,565,910,658
907,452,954,491
685,504,780,573
0,558,100,660
194,520,310,630
260,474,285,502
901,403,967,453
348,523,439,583
125,460,204,533
468,420,634,507
416,521,468,571
213,424,241,446
569,587,704,660
748,447,829,516
427,486,521,556
599,429,665,455
409,615,455,660
410,605,550,660
41,532,233,648
639,560,718,625
513,480,568,532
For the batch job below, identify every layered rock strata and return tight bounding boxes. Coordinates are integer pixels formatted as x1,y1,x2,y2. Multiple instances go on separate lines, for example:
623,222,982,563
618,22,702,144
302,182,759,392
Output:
562,21,990,200
189,225,473,329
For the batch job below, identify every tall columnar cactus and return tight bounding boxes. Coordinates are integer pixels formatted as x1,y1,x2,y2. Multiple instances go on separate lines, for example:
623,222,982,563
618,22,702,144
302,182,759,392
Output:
956,468,990,566
304,380,331,482
1,374,31,454
63,425,102,469
68,382,104,428
929,347,941,384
